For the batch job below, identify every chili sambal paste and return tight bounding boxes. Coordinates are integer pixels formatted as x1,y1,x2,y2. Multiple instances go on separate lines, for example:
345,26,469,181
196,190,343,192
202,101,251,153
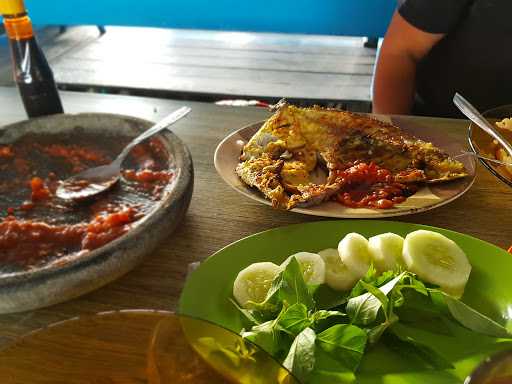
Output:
0,132,174,271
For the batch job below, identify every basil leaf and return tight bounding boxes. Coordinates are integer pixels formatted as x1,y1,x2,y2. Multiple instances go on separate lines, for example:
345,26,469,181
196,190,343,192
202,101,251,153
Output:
400,274,429,296
367,322,390,345
346,292,381,326
264,257,315,311
229,298,261,325
348,265,379,298
347,273,404,325
282,327,316,383
442,292,511,338
367,313,399,345
312,310,346,323
241,320,283,356
385,326,454,370
317,324,367,371
396,290,453,336
279,303,312,336
396,308,452,336
360,280,390,315
314,284,349,310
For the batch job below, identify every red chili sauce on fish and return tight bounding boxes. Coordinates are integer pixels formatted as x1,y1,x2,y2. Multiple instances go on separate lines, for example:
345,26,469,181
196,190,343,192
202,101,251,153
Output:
334,162,418,209
0,133,174,271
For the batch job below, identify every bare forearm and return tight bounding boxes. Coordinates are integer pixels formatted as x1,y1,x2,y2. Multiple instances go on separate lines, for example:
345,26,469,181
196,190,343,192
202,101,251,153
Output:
371,11,444,115
372,50,417,115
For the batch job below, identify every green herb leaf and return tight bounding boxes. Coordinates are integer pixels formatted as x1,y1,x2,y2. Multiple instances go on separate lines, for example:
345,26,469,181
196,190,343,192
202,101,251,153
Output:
314,284,349,310
229,298,262,325
347,273,404,325
385,326,454,369
262,257,315,311
317,324,367,371
442,292,511,338
282,327,316,383
367,313,399,345
278,303,312,336
311,310,346,323
348,265,379,298
395,290,453,336
241,320,283,356
360,280,390,316
401,274,429,296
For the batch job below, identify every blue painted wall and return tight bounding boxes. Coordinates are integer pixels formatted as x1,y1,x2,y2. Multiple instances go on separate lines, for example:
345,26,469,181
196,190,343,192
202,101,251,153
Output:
5,0,396,37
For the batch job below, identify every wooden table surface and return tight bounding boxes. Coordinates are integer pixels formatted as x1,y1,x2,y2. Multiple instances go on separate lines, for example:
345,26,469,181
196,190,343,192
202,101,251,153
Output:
0,86,511,349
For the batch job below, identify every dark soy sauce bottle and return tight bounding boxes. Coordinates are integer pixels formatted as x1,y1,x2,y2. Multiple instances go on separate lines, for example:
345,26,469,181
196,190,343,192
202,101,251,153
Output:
1,0,64,118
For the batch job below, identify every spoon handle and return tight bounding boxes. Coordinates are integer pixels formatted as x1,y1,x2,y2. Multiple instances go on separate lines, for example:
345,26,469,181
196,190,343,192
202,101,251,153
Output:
453,93,512,156
116,106,191,163
454,150,512,166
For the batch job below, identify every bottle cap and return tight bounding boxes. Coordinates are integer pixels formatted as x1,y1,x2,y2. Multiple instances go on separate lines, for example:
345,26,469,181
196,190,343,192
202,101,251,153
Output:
0,0,26,16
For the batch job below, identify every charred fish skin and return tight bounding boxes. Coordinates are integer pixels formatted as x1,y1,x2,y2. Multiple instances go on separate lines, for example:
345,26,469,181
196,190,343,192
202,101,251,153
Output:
237,101,468,210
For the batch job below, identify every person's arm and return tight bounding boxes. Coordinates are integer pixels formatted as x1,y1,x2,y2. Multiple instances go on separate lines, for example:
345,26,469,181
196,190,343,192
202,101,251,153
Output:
372,11,445,115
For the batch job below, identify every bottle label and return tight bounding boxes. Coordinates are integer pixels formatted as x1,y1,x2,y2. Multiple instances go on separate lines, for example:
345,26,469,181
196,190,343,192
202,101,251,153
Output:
0,0,26,16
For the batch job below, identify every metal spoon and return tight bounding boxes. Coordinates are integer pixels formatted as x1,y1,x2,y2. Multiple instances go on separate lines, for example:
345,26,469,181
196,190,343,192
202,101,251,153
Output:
453,150,512,167
453,93,512,158
56,106,191,201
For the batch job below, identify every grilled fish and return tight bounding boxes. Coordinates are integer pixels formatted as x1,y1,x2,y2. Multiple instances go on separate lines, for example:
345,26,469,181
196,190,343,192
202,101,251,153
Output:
236,101,467,209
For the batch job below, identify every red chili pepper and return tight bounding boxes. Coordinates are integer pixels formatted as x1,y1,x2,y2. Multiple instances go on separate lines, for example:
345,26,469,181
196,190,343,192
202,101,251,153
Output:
507,245,512,254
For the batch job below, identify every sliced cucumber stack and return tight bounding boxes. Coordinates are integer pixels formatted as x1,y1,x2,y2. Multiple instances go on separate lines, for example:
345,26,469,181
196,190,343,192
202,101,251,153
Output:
283,252,326,285
338,233,372,278
318,248,359,291
233,262,282,308
368,232,405,274
403,230,471,298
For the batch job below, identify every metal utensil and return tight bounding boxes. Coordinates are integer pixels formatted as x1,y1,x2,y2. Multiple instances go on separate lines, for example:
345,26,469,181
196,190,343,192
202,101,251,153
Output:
453,150,512,167
453,93,512,158
56,106,191,201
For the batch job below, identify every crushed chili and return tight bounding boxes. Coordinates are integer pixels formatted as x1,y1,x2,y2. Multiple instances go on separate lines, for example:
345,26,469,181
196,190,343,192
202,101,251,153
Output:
0,133,174,271
334,162,418,209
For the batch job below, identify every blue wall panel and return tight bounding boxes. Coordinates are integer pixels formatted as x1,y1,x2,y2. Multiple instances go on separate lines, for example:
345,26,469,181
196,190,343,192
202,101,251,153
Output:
9,0,395,37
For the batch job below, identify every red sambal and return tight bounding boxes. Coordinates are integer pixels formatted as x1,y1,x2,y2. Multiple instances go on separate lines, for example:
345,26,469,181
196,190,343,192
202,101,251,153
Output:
0,133,174,271
334,162,418,209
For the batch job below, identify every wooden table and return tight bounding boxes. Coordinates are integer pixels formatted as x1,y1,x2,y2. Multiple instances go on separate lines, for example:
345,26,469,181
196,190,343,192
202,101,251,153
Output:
0,86,511,349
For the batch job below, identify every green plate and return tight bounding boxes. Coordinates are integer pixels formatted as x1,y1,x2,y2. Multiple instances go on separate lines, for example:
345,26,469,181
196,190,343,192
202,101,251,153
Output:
179,220,512,383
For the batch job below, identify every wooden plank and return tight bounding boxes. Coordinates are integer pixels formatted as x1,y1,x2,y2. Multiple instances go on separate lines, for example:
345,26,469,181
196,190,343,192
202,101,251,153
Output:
97,26,377,56
37,26,101,61
66,42,374,74
52,58,372,101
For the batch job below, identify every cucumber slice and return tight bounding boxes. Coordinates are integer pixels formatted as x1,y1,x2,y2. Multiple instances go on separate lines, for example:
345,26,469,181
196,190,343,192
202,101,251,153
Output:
283,252,325,285
368,232,405,274
403,230,471,298
318,248,359,291
338,232,372,278
233,262,282,307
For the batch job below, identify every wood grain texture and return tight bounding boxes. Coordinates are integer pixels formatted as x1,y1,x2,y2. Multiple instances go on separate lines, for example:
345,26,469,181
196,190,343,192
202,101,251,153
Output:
0,86,511,351
1,26,375,101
